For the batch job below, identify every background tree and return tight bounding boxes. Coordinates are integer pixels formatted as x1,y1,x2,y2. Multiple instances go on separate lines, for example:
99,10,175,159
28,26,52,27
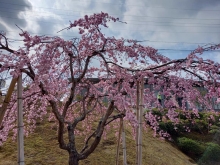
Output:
0,12,220,165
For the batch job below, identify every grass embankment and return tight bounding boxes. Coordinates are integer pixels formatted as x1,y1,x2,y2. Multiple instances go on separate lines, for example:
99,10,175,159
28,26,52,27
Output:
0,119,195,165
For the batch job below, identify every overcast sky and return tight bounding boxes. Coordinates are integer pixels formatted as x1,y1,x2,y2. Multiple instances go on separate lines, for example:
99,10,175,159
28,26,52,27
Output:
0,0,220,61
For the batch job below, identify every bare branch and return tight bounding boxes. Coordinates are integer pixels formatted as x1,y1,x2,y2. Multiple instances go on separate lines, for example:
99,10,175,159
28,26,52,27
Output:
105,113,125,126
80,131,96,153
0,33,9,48
78,101,114,160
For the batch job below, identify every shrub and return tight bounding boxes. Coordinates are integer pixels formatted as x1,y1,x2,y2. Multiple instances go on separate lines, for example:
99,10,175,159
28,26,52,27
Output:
198,142,220,165
177,137,205,156
198,112,205,120
216,122,220,127
179,112,187,120
159,121,179,136
209,125,220,134
159,120,192,137
151,108,163,117
191,119,208,133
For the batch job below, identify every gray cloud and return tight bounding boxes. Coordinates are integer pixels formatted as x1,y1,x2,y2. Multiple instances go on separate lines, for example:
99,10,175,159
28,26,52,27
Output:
0,0,219,61
0,0,32,32
121,0,220,49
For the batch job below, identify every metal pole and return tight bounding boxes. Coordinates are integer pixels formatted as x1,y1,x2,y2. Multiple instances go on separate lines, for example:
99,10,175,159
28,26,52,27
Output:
17,75,24,165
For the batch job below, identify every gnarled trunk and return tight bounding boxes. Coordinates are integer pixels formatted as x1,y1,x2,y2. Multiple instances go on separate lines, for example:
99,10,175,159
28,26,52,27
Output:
69,151,79,165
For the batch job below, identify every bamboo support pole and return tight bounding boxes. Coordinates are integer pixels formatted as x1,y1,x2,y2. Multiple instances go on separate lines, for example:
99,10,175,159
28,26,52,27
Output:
116,118,123,165
17,75,24,165
138,79,144,165
122,119,127,165
135,80,140,165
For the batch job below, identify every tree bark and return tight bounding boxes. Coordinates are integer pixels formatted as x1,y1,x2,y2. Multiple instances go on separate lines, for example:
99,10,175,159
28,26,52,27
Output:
69,151,79,165
67,123,79,165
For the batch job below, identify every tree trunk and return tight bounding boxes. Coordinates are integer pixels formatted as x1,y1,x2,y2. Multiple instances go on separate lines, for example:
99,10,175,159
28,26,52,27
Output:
69,151,79,165
67,123,79,165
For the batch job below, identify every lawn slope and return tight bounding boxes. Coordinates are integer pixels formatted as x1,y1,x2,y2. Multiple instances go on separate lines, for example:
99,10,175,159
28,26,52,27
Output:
0,120,196,165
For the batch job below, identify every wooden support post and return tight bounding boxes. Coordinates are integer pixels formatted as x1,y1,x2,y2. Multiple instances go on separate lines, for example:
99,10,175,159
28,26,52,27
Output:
17,75,24,165
0,78,18,126
135,80,140,165
115,118,128,165
122,119,127,165
138,79,144,165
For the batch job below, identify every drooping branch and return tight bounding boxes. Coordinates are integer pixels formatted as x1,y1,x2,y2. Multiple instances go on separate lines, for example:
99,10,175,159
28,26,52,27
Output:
103,58,184,72
181,68,206,81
